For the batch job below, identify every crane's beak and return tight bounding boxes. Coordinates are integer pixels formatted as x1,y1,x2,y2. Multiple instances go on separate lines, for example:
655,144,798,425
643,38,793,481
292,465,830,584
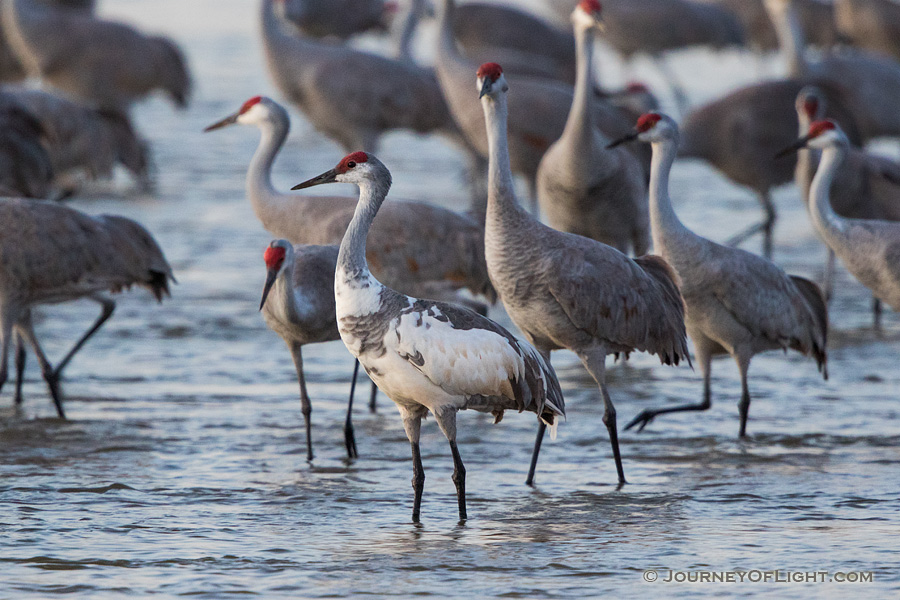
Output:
606,130,639,149
203,112,239,132
775,135,810,159
291,168,338,190
479,78,493,99
259,268,278,311
594,17,607,32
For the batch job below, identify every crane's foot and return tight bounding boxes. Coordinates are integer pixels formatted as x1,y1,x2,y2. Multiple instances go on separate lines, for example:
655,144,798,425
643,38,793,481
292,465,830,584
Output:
624,409,658,433
344,423,359,460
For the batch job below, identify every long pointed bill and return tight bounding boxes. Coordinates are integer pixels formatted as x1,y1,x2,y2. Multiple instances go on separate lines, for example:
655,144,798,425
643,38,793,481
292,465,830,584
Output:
606,131,639,149
291,169,338,190
479,78,493,99
203,113,239,132
775,135,811,159
259,269,278,311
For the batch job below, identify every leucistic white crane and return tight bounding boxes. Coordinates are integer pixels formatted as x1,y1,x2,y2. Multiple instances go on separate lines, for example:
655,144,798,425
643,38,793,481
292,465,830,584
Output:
259,239,379,460
834,0,900,64
608,113,828,437
793,87,900,327
779,120,900,316
478,64,689,487
0,198,173,418
204,96,494,304
2,0,191,113
536,1,649,255
292,152,565,522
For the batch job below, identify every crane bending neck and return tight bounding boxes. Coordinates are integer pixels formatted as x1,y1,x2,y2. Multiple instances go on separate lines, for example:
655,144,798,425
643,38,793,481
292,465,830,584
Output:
769,2,809,78
809,144,849,237
648,137,690,248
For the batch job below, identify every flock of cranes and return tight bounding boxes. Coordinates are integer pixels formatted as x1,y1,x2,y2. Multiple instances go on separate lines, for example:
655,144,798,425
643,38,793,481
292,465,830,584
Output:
1,0,900,522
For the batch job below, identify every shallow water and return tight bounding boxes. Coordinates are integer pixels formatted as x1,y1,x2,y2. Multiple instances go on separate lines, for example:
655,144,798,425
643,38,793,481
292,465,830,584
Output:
2,1,899,598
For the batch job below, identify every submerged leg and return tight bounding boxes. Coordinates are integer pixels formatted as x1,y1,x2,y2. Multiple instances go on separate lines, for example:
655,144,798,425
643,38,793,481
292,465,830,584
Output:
289,342,314,461
725,191,776,259
345,360,360,459
400,407,426,523
434,408,466,521
368,381,378,413
873,297,883,333
18,316,64,418
525,420,546,486
625,342,714,432
0,314,12,398
735,352,753,438
53,296,115,378
14,332,26,405
578,347,626,487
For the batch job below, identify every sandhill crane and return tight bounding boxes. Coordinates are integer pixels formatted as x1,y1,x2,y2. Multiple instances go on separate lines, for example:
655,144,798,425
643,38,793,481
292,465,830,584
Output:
0,198,173,418
0,100,52,197
478,64,689,487
834,0,900,63
706,0,840,53
679,78,864,258
536,2,649,255
779,119,900,315
609,113,828,436
794,86,900,326
292,151,565,522
282,0,391,40
765,0,900,141
0,87,150,191
259,239,379,460
204,96,494,303
2,0,191,113
434,0,647,215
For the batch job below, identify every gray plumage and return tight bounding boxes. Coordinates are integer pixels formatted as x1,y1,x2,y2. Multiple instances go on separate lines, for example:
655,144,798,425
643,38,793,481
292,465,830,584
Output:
0,100,52,197
536,4,649,255
0,197,173,417
2,0,191,112
204,96,494,303
622,114,827,437
708,0,840,52
834,0,900,62
479,69,689,487
282,0,390,40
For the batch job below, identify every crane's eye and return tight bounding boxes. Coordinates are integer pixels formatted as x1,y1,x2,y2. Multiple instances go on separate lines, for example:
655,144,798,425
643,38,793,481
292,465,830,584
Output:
347,161,356,168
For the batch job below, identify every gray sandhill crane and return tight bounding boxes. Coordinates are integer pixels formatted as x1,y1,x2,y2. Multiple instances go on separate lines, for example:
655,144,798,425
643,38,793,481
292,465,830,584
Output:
282,0,391,40
679,78,864,258
707,0,840,53
434,0,647,215
780,119,900,316
834,0,900,63
259,239,379,460
609,113,828,436
292,151,565,522
2,0,191,113
0,100,52,197
204,96,494,304
0,87,150,191
765,0,900,141
478,64,689,487
794,86,900,326
536,2,649,255
0,197,173,418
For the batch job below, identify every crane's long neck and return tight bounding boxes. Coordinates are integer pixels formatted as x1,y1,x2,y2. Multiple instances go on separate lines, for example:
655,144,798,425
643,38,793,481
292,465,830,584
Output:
261,0,322,61
809,143,850,238
795,110,820,205
338,179,388,280
396,0,425,62
483,92,531,233
648,136,692,252
245,116,302,229
435,0,471,79
769,2,809,77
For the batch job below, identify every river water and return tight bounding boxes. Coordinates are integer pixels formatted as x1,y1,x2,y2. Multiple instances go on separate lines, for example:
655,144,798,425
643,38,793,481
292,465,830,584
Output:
1,1,898,598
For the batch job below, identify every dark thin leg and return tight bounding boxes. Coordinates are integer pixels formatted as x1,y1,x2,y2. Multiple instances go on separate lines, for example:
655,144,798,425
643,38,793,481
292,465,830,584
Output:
449,440,467,521
0,317,10,399
289,343,314,461
873,297,883,334
737,356,752,438
725,191,776,259
14,332,26,405
344,360,360,459
410,441,425,523
525,420,546,486
53,297,115,378
368,381,378,413
601,385,627,488
626,372,712,432
18,319,64,418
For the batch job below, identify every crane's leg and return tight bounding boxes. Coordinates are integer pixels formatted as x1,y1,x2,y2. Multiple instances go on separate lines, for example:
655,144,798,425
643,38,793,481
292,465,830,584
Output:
53,296,115,379
14,332,26,405
400,407,426,523
434,407,466,521
17,316,64,419
625,342,714,432
578,347,627,487
725,191,776,259
735,352,753,438
873,297,883,334
289,342,314,461
823,248,836,302
369,381,378,413
345,360,360,459
0,314,12,399
526,349,552,486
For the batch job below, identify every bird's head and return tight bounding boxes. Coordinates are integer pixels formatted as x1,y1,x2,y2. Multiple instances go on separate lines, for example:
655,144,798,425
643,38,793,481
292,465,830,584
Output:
572,0,605,32
607,112,677,148
776,119,846,157
477,62,508,100
260,239,293,311
204,96,281,132
291,151,392,191
796,86,825,124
